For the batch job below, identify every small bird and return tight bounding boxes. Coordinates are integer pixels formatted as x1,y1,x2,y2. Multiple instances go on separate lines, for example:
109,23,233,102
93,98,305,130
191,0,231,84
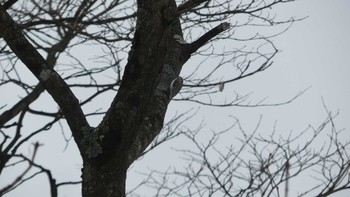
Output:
169,76,183,102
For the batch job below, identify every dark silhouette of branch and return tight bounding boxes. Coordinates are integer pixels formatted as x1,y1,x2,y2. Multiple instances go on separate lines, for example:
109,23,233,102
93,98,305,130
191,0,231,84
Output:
0,5,90,149
135,110,350,196
3,0,18,9
0,108,26,173
176,0,209,16
1,152,81,197
1,0,348,197
0,85,42,128
188,22,230,54
0,142,42,196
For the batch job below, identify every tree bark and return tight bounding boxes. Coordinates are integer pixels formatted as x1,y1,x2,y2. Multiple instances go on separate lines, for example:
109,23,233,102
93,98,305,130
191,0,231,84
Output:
82,157,127,197
1,0,229,195
79,1,183,195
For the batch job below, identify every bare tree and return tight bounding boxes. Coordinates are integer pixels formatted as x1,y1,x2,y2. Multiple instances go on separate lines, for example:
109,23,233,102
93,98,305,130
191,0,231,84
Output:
137,109,350,196
0,0,349,197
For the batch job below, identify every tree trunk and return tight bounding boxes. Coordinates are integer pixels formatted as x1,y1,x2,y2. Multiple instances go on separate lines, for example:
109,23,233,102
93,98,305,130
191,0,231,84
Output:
82,157,127,197
0,1,230,196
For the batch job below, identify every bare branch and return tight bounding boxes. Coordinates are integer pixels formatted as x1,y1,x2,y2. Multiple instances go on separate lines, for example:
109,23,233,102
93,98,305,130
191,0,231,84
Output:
0,142,42,195
0,5,90,148
3,0,18,10
188,22,230,54
176,0,209,16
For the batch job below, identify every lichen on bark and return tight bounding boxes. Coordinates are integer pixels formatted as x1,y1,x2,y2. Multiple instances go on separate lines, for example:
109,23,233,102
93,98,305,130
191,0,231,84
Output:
81,127,103,159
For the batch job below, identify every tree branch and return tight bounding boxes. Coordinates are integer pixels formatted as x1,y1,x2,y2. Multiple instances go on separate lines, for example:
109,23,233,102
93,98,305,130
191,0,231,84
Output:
0,84,43,128
0,5,89,148
176,0,209,16
3,0,18,9
0,30,79,128
0,142,41,195
188,22,230,54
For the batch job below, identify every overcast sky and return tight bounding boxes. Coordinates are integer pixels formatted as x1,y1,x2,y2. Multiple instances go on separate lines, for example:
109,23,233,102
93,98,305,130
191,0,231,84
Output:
1,0,350,196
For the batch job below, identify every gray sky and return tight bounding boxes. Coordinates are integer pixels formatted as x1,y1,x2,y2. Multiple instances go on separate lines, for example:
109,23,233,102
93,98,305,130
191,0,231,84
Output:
1,0,350,196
